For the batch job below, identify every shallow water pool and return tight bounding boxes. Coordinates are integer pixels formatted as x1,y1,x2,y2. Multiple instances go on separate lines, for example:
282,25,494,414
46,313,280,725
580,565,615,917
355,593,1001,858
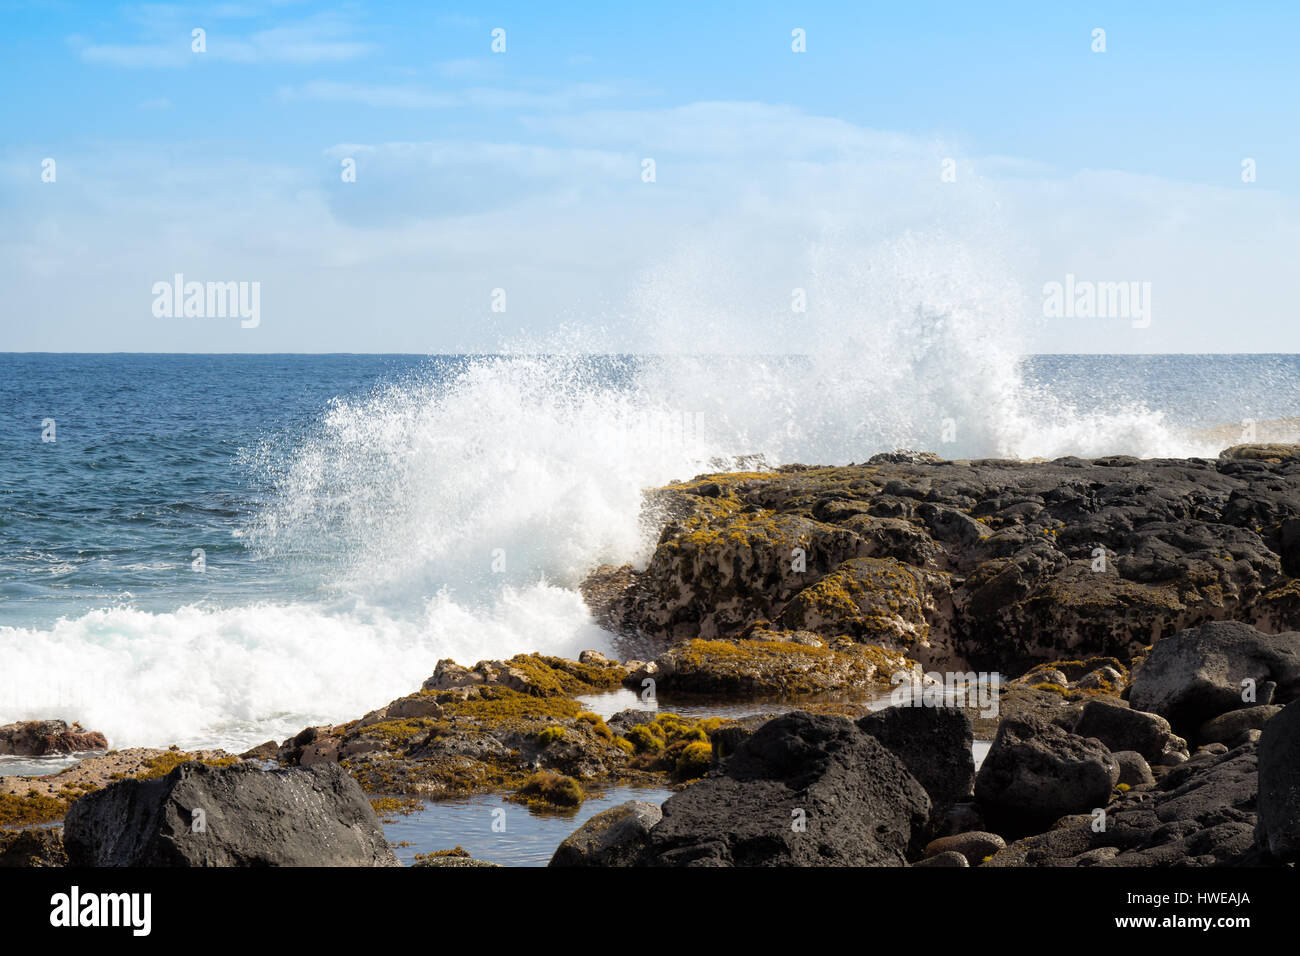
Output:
0,752,89,778
380,784,675,867
381,735,995,867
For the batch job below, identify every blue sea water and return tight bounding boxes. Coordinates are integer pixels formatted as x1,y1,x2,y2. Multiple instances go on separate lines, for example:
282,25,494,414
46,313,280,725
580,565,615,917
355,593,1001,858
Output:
1,354,423,621
2,352,1299,752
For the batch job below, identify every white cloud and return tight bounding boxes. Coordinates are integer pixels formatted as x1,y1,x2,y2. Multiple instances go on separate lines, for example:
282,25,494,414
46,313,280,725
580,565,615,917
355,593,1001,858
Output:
72,9,375,67
3,101,1297,355
435,57,504,81
523,102,924,159
277,80,618,110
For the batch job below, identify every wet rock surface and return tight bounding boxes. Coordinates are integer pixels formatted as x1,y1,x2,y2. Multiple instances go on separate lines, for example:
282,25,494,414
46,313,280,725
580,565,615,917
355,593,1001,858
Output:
1256,698,1300,862
923,830,1005,865
273,652,729,800
591,454,1300,675
985,741,1262,866
0,827,67,867
631,628,912,698
636,712,930,866
1071,700,1188,766
856,704,974,822
974,715,1120,836
64,761,400,867
550,800,663,866
1128,620,1300,735
0,720,108,757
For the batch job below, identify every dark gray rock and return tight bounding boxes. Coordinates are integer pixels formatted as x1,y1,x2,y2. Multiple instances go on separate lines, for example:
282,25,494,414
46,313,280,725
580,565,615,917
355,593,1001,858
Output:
549,800,662,867
934,801,985,837
0,720,107,756
708,713,781,762
64,761,399,866
1129,621,1300,734
637,712,930,866
916,503,990,548
1198,705,1282,746
1229,729,1263,748
1256,698,1300,862
913,850,968,867
1072,700,1188,765
923,830,1005,865
974,715,1120,835
595,455,1300,672
856,704,974,819
606,709,658,734
1112,750,1155,788
986,742,1264,867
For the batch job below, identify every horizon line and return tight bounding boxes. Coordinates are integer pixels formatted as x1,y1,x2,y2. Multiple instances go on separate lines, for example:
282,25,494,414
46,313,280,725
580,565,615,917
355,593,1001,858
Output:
3,351,1297,359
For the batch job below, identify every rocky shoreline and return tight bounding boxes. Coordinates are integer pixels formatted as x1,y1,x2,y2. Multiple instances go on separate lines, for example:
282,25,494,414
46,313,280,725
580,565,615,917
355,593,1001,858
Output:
5,444,1300,867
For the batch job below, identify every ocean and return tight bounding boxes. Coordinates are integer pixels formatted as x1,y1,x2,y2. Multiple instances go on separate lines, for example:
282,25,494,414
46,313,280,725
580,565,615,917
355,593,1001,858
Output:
3,352,1300,753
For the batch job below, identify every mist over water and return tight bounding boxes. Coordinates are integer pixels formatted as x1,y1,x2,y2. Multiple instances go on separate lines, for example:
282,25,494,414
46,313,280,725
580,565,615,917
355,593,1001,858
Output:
3,241,1297,751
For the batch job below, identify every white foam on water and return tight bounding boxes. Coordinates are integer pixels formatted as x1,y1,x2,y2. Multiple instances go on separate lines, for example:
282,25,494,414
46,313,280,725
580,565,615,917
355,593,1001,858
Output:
0,586,606,751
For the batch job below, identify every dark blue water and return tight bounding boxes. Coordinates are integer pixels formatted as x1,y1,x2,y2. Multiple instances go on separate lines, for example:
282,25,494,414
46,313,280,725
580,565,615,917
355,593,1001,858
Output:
0,354,428,622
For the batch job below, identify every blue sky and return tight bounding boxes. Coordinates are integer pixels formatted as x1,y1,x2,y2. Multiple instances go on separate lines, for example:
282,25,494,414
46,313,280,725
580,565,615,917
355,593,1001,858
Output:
2,1,1297,353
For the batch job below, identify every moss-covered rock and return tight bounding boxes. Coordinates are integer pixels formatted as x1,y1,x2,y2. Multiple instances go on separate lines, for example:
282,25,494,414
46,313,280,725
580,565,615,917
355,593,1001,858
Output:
780,557,949,647
0,791,68,828
0,825,67,866
584,453,1300,675
635,632,912,698
510,771,584,809
272,651,659,800
675,740,713,778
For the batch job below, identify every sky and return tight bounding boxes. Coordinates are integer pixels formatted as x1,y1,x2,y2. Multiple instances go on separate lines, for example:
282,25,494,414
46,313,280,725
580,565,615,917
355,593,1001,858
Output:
1,0,1297,354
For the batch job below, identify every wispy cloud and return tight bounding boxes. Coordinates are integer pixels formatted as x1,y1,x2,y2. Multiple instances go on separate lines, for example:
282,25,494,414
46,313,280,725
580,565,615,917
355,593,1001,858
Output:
72,9,375,68
278,80,618,110
435,57,504,81
523,102,919,159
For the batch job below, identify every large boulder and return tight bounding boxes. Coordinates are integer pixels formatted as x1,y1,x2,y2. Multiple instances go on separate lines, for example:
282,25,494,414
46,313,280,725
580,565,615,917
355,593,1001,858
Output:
856,704,974,819
549,800,662,866
987,741,1264,867
922,831,1005,866
587,456,1300,672
64,761,399,866
602,504,871,644
1071,700,1188,766
1129,621,1300,734
1112,751,1155,788
0,720,107,756
974,715,1119,835
1256,698,1300,862
637,712,930,866
1198,705,1282,746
